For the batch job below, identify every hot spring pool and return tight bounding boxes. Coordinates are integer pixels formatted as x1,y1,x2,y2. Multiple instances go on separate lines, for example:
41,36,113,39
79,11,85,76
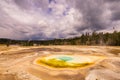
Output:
34,55,104,68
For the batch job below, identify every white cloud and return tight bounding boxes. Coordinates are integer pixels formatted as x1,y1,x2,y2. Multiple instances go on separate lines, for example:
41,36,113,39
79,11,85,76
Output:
0,0,120,40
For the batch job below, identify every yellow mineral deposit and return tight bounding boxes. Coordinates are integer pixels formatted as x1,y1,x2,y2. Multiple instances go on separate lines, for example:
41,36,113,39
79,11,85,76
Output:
34,55,105,68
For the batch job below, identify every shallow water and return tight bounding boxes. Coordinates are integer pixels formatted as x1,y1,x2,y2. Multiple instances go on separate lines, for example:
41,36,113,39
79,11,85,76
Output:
57,56,73,61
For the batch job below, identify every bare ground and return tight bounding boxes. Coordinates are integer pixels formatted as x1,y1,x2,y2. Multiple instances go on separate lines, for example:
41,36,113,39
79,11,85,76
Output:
0,45,120,80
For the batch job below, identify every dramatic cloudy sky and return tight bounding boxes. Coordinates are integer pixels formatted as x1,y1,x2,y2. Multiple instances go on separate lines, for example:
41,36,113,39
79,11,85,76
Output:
0,0,120,40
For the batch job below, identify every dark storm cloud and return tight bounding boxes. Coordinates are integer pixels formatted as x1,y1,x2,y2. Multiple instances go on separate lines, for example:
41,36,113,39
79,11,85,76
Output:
14,0,49,11
0,0,120,40
74,0,109,31
105,0,120,2
107,1,120,21
14,0,31,9
111,11,120,21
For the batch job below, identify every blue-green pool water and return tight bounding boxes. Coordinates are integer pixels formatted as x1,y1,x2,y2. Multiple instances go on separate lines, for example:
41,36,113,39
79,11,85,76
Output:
58,56,73,61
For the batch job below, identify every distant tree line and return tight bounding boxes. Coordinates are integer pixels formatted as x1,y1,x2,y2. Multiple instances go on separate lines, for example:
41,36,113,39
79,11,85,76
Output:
0,31,120,46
